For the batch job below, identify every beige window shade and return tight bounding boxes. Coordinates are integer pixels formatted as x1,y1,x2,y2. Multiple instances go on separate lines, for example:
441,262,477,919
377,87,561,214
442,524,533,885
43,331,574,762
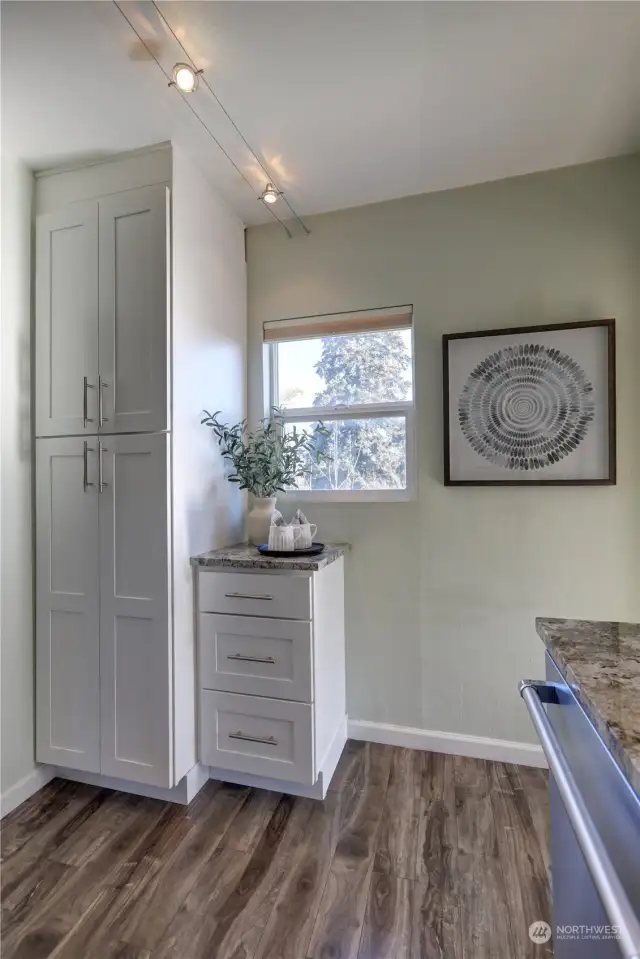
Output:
263,305,413,343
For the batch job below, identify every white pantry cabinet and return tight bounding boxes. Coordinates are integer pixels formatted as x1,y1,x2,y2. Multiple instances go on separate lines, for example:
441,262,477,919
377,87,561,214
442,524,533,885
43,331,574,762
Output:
34,144,247,800
36,433,171,785
35,184,169,438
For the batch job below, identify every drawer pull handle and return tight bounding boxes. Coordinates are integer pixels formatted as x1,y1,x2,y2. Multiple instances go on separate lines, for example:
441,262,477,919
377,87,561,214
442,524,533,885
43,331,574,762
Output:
224,592,274,601
229,731,278,746
227,653,276,664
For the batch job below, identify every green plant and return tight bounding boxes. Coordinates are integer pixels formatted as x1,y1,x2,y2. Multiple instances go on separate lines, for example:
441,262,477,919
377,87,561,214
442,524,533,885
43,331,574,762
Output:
201,407,330,497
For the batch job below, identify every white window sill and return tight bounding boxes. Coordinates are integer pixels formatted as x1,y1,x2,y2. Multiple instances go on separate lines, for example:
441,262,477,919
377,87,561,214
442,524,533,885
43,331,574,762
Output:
276,488,416,504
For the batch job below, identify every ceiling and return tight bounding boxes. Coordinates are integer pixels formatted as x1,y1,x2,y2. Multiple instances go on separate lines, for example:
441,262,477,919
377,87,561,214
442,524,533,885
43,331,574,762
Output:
2,1,639,228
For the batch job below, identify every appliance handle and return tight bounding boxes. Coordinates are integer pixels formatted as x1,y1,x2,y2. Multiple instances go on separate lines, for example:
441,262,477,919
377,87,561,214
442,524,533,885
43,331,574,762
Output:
520,680,640,959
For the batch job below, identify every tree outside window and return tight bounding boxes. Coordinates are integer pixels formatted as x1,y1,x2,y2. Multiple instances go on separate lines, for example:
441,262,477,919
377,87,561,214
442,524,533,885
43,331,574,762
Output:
279,329,412,492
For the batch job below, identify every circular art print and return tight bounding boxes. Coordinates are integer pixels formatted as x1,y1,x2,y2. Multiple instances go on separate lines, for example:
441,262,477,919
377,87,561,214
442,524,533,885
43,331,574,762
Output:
457,343,596,472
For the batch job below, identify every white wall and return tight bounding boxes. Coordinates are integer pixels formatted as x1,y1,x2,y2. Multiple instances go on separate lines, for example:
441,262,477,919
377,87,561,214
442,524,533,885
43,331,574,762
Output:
247,155,640,746
171,146,247,778
1,155,37,801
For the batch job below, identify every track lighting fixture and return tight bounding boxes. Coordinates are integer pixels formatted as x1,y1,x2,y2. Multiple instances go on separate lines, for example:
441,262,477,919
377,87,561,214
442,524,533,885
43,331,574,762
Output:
260,183,281,205
169,63,201,93
113,0,310,237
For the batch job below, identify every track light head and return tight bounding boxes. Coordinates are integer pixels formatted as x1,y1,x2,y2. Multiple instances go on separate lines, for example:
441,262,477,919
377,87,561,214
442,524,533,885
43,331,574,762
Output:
260,183,280,205
170,63,201,93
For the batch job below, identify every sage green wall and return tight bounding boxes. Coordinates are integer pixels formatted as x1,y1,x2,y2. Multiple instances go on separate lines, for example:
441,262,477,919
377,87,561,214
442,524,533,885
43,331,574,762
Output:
247,155,640,745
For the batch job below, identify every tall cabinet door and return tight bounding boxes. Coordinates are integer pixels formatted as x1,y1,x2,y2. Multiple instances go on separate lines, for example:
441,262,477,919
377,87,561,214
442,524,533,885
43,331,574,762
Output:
35,202,99,437
98,185,169,435
98,432,172,786
36,437,100,771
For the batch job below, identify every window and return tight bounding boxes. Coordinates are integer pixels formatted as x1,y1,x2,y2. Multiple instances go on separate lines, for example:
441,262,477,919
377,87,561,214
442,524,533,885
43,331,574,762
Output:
264,306,415,500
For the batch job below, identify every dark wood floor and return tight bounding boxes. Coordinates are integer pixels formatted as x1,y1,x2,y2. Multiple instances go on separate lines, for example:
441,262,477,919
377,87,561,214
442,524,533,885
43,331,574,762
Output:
1,743,552,959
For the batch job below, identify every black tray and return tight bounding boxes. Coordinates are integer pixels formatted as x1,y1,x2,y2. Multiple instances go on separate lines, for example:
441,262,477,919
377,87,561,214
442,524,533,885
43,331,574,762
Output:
257,543,326,558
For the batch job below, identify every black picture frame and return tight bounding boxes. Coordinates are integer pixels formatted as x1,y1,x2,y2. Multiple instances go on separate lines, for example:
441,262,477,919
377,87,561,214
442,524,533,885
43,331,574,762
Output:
442,319,616,487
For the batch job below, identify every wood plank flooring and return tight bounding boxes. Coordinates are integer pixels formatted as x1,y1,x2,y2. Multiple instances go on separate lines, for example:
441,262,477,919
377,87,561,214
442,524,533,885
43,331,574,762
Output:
1,744,551,959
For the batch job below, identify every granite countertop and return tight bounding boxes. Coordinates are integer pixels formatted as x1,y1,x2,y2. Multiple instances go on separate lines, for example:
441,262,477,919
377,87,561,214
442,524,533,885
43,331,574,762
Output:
536,617,640,795
191,542,349,572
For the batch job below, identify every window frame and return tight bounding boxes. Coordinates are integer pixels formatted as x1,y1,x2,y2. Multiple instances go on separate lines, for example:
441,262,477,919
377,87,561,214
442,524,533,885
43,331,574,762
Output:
266,324,417,503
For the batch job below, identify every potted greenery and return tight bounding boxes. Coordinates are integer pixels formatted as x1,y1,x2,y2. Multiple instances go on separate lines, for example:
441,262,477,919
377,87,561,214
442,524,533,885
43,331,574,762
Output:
202,408,329,545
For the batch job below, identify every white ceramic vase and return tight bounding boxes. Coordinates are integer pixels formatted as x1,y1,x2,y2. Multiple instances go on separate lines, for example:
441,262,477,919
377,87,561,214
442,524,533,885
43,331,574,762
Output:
247,496,278,546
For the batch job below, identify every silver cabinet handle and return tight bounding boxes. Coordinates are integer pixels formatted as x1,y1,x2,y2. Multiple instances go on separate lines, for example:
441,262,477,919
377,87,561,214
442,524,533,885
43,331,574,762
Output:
83,377,94,427
520,680,640,959
224,592,273,601
98,441,108,493
83,442,94,492
227,653,276,665
98,376,108,427
229,730,278,746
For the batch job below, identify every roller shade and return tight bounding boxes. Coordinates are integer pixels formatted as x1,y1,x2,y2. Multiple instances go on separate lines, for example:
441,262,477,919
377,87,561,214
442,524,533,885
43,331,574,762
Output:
263,304,413,343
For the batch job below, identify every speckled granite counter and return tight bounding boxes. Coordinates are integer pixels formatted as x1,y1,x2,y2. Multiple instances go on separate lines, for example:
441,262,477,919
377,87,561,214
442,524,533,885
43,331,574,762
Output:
536,617,640,795
191,542,348,572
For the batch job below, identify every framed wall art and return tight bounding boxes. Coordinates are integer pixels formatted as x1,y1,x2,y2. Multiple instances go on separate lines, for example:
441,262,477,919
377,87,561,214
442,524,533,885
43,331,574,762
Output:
443,320,616,486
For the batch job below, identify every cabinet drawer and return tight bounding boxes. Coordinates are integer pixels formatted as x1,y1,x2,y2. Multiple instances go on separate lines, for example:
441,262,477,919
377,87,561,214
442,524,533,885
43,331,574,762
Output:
200,691,314,784
200,614,313,702
198,571,311,620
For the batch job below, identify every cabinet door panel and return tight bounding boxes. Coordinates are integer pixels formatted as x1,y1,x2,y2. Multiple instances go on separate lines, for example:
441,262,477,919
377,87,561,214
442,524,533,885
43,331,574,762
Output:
99,433,172,786
98,186,169,434
35,203,99,436
36,438,100,770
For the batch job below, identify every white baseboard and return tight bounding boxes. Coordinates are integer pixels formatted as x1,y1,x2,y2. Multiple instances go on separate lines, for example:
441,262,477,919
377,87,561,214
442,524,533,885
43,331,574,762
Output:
53,762,210,805
348,719,547,768
1,765,57,819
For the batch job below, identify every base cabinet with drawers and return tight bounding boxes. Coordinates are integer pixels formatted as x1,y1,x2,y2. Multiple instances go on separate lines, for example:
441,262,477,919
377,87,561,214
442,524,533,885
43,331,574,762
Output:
196,552,347,799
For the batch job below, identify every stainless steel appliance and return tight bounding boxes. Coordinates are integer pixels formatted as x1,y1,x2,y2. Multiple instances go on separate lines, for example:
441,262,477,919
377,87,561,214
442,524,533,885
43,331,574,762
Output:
520,653,640,959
